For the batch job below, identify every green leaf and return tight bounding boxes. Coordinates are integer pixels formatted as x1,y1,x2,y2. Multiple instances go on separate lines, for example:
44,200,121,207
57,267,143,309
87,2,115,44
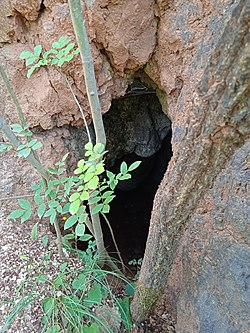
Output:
41,235,49,247
37,274,48,283
37,203,46,218
57,57,65,67
75,223,86,236
59,262,68,272
51,58,58,65
77,159,85,169
85,142,93,151
18,199,31,210
120,161,128,174
53,275,63,287
56,205,62,213
91,204,103,215
34,45,42,57
90,190,99,197
73,48,80,55
17,147,31,158
69,192,80,202
95,163,105,175
64,43,75,55
44,208,54,217
63,233,75,240
58,36,70,47
32,141,43,150
93,143,105,153
125,282,135,296
78,213,88,224
64,215,78,230
48,200,59,208
116,297,132,330
80,191,89,201
11,123,23,133
31,223,38,240
102,190,113,198
69,199,80,215
128,161,141,172
88,175,99,189
50,210,56,225
102,204,110,213
48,167,57,174
106,170,115,180
21,210,32,223
27,63,40,78
20,51,34,59
34,194,43,205
62,203,70,214
88,196,101,205
79,234,93,242
83,323,100,333
84,172,94,182
42,297,55,315
8,209,25,219
65,53,74,62
118,174,132,181
85,283,102,305
104,195,115,204
46,324,60,333
26,57,38,66
72,273,86,290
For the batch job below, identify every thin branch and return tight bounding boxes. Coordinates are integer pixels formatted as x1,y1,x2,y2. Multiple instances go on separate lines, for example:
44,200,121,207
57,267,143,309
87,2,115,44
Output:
101,212,125,273
0,65,26,125
85,216,94,235
0,194,33,201
56,69,92,143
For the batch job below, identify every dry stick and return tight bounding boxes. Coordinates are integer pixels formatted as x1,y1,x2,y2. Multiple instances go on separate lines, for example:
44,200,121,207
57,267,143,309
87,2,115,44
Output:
0,194,33,201
57,70,92,143
0,65,64,257
101,212,125,273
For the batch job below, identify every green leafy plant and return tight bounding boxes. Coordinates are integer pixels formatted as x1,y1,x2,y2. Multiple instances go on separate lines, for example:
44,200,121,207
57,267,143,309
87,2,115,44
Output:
1,244,131,333
7,141,141,272
20,36,80,78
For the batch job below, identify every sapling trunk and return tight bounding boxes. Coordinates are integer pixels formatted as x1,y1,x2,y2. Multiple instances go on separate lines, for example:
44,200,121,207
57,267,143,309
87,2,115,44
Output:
68,0,106,147
0,65,63,257
69,0,122,268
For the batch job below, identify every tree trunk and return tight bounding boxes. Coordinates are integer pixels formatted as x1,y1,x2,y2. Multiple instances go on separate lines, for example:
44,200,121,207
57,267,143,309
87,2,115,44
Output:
131,0,250,322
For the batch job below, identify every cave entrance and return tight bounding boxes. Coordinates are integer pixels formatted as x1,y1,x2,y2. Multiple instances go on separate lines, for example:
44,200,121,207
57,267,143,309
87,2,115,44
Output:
101,79,172,263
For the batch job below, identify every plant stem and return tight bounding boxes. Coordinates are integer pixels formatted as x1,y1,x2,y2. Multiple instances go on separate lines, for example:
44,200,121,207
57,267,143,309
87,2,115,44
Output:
68,0,106,146
0,65,64,257
56,69,92,143
0,65,26,126
0,194,33,201
101,212,125,273
0,115,49,180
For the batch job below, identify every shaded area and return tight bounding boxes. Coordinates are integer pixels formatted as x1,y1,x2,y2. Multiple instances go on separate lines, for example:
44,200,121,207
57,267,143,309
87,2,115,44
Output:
103,132,173,261
100,80,172,261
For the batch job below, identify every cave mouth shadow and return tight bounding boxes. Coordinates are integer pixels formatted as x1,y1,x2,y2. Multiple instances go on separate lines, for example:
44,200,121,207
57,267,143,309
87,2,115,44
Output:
100,80,173,263
75,79,173,263
102,132,173,263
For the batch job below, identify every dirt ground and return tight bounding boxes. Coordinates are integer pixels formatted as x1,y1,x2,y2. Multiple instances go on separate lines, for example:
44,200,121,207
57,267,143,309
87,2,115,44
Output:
0,213,175,333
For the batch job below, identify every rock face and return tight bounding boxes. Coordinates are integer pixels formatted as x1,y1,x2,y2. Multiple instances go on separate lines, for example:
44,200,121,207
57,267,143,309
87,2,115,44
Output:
171,141,250,333
0,1,249,332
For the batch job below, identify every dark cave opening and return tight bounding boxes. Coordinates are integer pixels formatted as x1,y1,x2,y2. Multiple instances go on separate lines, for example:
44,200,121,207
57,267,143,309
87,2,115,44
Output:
102,132,172,262
75,79,173,262
100,80,173,262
